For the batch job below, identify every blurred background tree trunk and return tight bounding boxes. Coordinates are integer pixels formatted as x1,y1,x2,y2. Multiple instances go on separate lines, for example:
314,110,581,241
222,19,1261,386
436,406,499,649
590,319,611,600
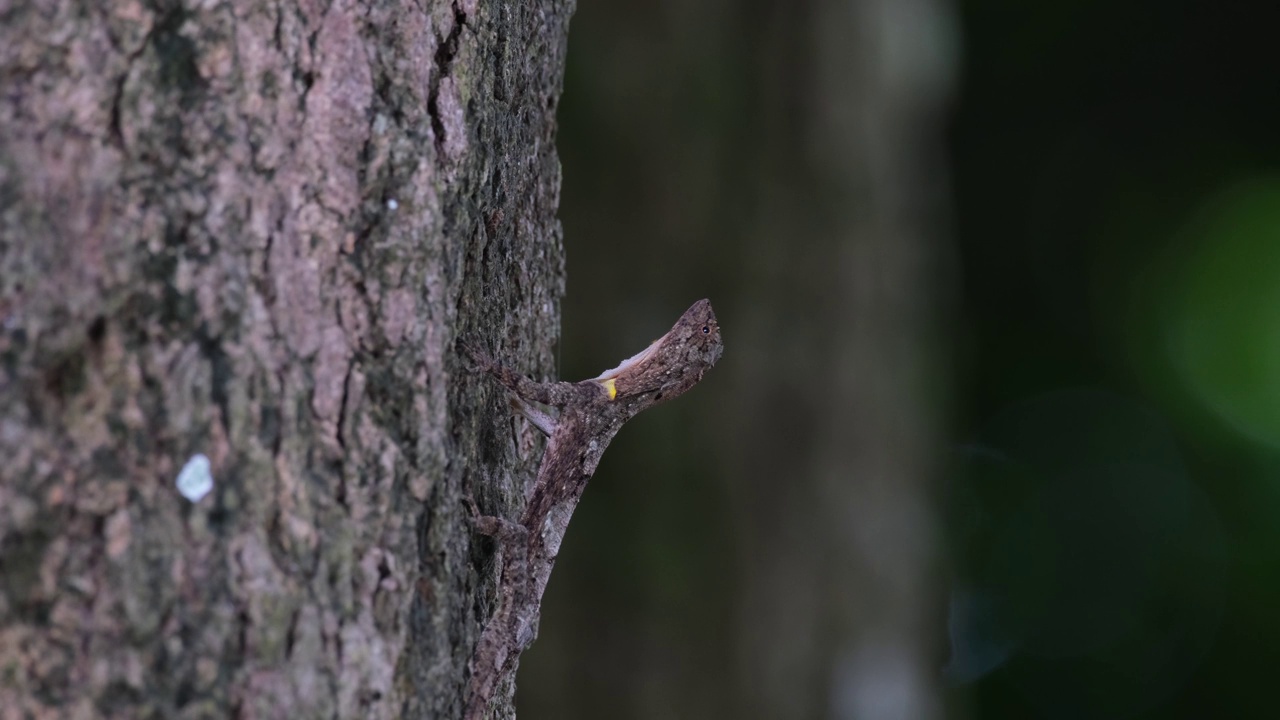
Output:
738,1,955,716
0,1,572,718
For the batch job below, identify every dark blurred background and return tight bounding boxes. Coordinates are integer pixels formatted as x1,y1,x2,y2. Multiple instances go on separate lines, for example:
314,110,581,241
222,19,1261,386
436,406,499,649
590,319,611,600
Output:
523,0,1280,718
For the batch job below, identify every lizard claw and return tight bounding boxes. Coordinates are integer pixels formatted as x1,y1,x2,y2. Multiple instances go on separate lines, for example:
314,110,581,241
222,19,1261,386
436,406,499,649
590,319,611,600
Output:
461,490,493,531
462,492,482,519
457,339,499,374
463,490,523,539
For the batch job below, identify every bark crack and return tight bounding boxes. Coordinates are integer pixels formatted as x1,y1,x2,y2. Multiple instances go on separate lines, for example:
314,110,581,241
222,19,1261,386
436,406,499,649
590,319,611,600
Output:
426,3,468,160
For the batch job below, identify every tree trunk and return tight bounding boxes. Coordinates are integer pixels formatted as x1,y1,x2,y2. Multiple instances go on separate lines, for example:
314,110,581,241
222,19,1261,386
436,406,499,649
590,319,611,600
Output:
0,1,572,718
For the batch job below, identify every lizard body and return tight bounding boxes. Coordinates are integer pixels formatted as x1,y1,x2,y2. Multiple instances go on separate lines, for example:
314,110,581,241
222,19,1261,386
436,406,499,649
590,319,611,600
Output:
463,299,723,719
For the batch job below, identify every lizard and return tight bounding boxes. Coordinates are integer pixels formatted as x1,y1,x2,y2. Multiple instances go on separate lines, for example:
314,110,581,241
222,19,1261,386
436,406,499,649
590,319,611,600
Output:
461,298,724,719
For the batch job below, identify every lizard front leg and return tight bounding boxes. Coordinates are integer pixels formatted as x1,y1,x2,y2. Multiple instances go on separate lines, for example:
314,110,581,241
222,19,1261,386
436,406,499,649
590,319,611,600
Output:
461,343,572,406
508,395,557,438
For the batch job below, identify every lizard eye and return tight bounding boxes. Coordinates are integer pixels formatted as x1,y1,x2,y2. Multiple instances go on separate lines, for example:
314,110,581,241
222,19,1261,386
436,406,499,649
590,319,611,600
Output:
702,325,710,334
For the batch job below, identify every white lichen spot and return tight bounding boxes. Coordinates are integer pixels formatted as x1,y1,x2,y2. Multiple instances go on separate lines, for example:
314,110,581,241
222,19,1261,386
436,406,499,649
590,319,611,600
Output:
176,454,214,502
387,198,398,211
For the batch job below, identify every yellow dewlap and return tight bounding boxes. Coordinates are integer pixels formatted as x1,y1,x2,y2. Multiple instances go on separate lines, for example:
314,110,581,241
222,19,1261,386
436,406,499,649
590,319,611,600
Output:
599,378,617,400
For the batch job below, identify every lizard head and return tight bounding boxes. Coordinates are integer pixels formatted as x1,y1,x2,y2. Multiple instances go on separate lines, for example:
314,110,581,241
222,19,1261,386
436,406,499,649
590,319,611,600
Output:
602,298,723,407
671,298,723,369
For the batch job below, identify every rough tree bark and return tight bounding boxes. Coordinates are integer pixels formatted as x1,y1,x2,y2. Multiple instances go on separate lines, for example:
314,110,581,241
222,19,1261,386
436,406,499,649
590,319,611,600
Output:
0,1,572,718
